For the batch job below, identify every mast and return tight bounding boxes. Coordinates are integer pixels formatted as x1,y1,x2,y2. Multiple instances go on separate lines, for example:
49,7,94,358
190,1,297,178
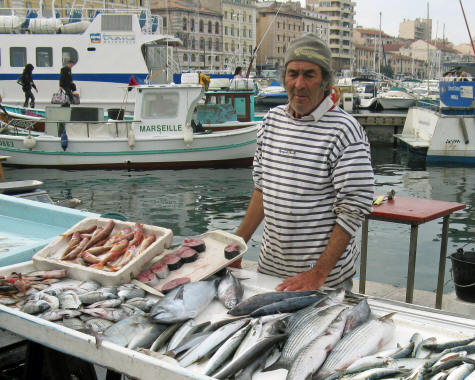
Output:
458,0,475,55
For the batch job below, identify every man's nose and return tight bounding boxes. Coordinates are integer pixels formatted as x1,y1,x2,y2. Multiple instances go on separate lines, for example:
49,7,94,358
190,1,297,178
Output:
294,74,306,88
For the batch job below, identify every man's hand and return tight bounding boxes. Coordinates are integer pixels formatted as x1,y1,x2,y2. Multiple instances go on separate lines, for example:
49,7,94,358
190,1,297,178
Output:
275,269,325,291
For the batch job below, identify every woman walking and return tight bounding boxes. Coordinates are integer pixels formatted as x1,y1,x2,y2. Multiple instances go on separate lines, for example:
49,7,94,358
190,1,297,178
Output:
20,64,38,108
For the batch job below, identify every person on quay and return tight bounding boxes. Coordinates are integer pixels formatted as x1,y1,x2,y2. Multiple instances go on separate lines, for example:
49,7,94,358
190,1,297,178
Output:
21,63,38,108
233,66,243,79
233,33,375,292
59,60,76,106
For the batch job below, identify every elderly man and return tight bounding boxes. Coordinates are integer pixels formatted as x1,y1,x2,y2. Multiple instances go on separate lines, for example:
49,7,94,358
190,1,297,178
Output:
235,33,374,291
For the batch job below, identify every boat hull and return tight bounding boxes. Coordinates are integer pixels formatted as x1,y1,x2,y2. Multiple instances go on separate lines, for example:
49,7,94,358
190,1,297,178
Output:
0,128,257,169
378,98,416,110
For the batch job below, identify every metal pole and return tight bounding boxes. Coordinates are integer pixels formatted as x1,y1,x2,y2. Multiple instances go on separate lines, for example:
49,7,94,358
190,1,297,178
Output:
435,215,450,309
406,223,419,304
458,0,475,55
359,218,369,294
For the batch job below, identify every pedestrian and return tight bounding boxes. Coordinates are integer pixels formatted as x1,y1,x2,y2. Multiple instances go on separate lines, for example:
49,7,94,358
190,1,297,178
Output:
233,66,243,79
59,60,76,106
20,63,38,108
233,33,375,292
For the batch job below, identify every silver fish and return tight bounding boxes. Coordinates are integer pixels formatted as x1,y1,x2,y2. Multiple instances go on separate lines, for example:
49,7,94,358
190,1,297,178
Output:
39,309,81,321
58,290,82,310
127,322,168,350
103,315,157,347
21,299,50,314
150,323,184,352
217,270,244,309
80,307,127,322
87,299,122,309
167,320,211,351
150,280,217,324
84,318,114,333
203,322,252,376
212,318,287,379
314,313,396,380
79,288,117,305
166,331,212,358
286,308,349,380
125,297,156,312
117,283,146,301
57,317,86,331
179,318,250,367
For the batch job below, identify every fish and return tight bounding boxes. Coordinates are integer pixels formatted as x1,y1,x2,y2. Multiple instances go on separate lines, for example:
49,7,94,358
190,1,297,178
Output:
78,287,117,304
228,290,322,316
60,232,80,258
167,320,211,351
62,237,90,260
423,336,475,353
166,331,212,358
127,322,168,350
103,315,152,347
39,309,81,321
84,220,115,250
84,318,114,333
117,283,146,301
203,322,252,376
217,269,244,309
267,303,350,370
286,309,351,380
314,313,396,380
80,307,127,322
150,322,184,352
211,318,288,379
21,299,50,314
249,294,327,317
125,297,156,312
149,280,217,324
58,290,82,309
445,363,474,380
179,318,250,367
87,299,122,309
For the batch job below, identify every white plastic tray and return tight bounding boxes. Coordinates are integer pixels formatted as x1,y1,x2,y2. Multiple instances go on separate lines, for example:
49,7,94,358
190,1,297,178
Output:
143,230,247,292
32,216,173,286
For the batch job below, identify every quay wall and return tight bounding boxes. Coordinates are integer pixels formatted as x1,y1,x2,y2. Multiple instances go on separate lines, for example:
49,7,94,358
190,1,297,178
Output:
352,113,406,145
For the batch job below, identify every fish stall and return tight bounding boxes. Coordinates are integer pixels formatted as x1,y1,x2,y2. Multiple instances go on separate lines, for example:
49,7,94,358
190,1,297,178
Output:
0,216,474,380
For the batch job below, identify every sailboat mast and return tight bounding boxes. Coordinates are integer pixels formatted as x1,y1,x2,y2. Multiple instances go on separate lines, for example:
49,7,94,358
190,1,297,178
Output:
458,0,475,55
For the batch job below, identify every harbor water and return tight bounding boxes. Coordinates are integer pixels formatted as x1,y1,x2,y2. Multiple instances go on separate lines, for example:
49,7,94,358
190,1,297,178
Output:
3,146,474,295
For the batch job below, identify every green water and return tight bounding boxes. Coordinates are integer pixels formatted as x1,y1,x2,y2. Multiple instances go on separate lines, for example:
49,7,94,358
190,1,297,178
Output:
4,146,474,293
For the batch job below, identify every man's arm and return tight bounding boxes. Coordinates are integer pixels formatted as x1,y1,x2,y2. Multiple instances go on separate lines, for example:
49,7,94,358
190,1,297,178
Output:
275,224,350,291
236,188,264,243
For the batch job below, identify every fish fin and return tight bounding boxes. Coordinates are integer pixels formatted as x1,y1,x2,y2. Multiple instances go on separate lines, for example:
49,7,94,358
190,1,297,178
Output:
379,312,397,321
174,286,185,301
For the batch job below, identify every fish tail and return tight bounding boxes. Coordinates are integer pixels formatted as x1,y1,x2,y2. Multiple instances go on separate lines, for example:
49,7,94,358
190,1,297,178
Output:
379,312,397,321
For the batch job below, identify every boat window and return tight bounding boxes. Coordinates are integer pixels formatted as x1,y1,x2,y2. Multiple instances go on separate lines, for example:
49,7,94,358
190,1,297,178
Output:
36,47,53,67
142,92,179,119
101,14,132,31
10,47,26,67
62,47,78,65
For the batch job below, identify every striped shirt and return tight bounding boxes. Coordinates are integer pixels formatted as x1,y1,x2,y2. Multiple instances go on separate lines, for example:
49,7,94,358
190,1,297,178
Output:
253,96,375,287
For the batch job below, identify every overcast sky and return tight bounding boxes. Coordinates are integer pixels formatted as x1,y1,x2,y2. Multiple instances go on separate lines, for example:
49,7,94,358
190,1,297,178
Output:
352,0,475,46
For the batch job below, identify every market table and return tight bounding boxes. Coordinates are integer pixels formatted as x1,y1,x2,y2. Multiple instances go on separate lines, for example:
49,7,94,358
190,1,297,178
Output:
359,195,466,309
0,262,474,380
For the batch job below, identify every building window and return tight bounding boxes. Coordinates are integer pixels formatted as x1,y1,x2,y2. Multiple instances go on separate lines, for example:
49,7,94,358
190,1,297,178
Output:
163,17,167,28
192,39,196,49
191,54,195,62
10,47,26,67
190,18,194,32
200,38,204,49
224,42,228,51
200,54,205,62
215,21,219,34
36,47,53,67
231,26,234,36
208,21,212,33
215,39,220,51
208,39,212,50
183,53,187,61
225,26,228,35
216,55,219,62
183,17,187,30
199,20,203,32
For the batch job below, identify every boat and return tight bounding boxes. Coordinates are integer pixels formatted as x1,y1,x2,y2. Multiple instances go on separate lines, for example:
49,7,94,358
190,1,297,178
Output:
394,80,475,165
0,84,259,169
0,8,181,112
0,104,45,132
351,77,380,110
255,80,288,106
377,88,417,110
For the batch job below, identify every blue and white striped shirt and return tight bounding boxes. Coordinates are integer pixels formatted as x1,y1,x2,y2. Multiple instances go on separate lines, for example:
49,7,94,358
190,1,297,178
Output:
253,96,375,287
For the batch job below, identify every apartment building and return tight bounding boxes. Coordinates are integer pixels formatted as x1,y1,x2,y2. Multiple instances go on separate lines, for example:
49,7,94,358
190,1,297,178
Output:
306,0,355,71
151,0,224,71
300,7,330,44
255,2,302,69
354,28,394,46
399,18,432,41
221,0,257,71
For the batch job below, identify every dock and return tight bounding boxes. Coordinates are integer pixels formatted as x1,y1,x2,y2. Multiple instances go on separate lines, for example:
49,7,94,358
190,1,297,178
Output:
352,113,406,144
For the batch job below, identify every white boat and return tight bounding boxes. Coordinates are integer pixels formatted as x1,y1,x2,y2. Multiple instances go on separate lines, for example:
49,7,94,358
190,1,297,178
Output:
0,8,180,112
377,89,417,110
255,81,288,106
0,84,258,169
395,81,475,165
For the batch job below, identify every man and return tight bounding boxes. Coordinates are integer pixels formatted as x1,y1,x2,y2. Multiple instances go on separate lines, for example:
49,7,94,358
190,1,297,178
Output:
59,60,75,106
235,33,374,291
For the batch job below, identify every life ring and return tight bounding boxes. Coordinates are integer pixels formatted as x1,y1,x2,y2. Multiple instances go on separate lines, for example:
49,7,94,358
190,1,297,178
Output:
330,86,341,105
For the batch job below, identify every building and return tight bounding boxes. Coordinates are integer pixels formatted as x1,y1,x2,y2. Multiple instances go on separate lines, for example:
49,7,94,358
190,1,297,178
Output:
300,7,330,44
399,18,432,41
255,2,302,70
354,28,395,46
306,0,355,71
221,0,257,72
151,0,224,71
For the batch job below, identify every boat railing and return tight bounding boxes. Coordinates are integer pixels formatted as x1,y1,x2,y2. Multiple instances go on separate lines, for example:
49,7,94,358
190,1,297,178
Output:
0,118,38,136
0,7,161,35
50,119,139,138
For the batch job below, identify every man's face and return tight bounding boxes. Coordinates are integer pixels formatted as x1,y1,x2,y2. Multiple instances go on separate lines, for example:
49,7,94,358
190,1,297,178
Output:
284,61,327,118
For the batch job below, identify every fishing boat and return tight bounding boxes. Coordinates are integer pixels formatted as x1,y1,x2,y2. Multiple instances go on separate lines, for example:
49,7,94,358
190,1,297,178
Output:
255,80,288,106
0,8,179,112
394,80,475,165
0,84,258,169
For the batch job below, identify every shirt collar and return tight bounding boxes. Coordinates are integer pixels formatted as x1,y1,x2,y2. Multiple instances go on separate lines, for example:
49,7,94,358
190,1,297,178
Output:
285,95,334,122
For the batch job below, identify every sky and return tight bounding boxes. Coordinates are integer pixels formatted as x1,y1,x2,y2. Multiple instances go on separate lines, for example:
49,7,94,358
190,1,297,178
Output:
352,0,475,46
